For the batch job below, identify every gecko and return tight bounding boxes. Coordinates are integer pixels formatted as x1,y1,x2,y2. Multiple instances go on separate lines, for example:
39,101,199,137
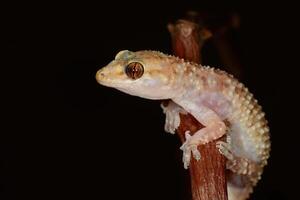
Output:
95,50,270,200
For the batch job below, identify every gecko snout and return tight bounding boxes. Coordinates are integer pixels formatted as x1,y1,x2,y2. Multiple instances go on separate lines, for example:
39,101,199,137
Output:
95,68,106,84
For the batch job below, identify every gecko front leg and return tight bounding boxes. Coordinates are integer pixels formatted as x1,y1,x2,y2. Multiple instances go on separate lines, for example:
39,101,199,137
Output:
161,101,187,134
173,100,227,169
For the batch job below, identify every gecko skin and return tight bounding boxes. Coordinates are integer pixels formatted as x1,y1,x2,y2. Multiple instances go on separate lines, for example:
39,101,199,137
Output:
96,50,270,200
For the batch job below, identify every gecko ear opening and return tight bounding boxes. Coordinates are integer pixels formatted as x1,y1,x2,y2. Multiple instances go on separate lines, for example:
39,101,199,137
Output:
115,50,134,60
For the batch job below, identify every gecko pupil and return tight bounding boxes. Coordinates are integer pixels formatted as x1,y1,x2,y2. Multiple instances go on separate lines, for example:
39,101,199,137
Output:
125,62,144,79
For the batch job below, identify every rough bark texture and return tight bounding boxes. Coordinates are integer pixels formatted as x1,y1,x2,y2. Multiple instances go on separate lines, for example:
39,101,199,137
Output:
168,19,228,200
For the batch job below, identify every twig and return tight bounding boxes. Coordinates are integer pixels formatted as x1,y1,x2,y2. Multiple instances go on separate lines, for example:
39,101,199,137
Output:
168,19,212,64
168,19,228,200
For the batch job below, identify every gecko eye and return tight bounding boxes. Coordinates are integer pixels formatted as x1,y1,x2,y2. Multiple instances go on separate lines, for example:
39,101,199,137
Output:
125,62,144,80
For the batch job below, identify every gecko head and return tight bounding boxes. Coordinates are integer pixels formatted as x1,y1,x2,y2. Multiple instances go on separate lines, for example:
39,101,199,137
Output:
96,50,179,100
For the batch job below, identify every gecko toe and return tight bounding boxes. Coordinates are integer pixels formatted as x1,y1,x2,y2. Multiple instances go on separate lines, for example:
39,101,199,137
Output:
183,149,191,169
191,145,201,161
216,141,234,161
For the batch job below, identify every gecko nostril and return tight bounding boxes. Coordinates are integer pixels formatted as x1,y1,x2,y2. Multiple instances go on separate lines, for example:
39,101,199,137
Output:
97,70,105,77
96,70,106,82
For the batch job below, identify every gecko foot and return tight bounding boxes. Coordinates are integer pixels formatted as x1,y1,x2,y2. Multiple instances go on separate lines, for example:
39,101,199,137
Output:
216,138,260,181
180,131,201,169
161,101,186,134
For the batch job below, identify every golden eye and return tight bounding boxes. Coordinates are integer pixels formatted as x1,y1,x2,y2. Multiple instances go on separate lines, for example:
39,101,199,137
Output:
125,62,144,80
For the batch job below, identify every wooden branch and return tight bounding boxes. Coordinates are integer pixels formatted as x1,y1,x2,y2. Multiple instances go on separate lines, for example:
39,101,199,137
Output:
168,19,212,64
168,19,228,200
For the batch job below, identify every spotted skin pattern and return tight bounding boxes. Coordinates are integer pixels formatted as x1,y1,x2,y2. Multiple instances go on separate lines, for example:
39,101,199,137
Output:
96,50,270,200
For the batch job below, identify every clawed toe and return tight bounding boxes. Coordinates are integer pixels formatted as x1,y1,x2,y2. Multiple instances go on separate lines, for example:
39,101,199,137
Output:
216,141,234,161
191,145,201,161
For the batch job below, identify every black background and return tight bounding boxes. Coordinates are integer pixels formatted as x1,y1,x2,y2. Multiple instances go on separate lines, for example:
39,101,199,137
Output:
3,1,298,200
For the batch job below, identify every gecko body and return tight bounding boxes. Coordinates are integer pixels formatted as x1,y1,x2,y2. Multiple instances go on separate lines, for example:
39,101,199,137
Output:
96,50,270,200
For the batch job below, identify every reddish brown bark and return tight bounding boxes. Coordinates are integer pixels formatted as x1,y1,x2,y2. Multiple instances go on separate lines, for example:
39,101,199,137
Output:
168,20,212,64
168,19,228,200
